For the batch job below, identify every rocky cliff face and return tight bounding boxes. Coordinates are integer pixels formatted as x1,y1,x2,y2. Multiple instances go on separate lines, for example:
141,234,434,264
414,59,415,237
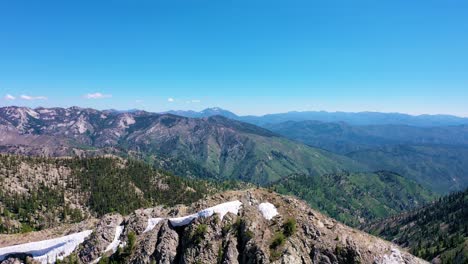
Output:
0,189,426,264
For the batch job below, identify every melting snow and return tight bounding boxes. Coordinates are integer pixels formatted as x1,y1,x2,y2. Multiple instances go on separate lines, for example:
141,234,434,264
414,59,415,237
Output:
0,201,243,262
38,109,54,114
258,202,278,220
379,248,405,264
90,257,102,264
143,218,164,233
0,230,92,263
169,200,242,227
105,225,124,253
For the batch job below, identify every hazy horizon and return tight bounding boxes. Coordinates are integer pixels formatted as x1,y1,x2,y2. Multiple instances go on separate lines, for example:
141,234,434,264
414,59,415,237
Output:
1,1,467,116
1,103,468,118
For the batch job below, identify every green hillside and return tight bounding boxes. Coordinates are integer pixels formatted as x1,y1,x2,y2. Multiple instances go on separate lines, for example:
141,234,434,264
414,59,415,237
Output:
270,171,435,226
364,188,468,263
123,116,366,185
347,145,468,193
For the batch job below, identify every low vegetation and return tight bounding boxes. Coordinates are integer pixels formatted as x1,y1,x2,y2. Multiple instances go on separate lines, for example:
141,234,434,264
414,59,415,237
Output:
365,188,468,263
271,171,435,226
192,224,208,244
283,218,297,237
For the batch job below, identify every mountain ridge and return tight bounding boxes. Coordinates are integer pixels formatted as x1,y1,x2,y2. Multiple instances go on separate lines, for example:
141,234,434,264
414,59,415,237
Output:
0,106,363,185
160,107,468,127
0,189,427,264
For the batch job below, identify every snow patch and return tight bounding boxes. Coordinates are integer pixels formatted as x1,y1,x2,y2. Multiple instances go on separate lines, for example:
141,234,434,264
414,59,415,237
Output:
258,202,278,220
0,230,92,263
380,248,405,264
143,218,164,233
38,109,54,114
90,257,102,264
169,200,242,227
105,225,124,253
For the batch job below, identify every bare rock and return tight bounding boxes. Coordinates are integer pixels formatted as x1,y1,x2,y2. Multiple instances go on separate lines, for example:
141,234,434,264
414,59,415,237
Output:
154,221,179,264
77,213,123,263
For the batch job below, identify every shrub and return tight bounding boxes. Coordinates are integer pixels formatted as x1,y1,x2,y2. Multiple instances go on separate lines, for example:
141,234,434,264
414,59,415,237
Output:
192,224,208,244
127,231,136,252
283,218,297,237
270,232,286,249
222,223,232,235
245,229,254,240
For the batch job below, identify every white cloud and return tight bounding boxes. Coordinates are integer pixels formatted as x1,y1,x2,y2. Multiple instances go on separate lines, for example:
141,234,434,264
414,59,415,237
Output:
20,94,47,100
168,97,175,102
4,94,15,100
186,99,201,104
83,92,112,99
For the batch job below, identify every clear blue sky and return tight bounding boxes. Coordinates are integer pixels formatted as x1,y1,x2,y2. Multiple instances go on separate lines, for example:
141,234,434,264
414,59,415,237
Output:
1,0,467,116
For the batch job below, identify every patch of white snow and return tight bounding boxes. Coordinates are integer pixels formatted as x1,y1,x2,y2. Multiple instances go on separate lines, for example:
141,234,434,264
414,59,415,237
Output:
38,109,54,114
169,200,242,227
104,225,124,253
90,257,102,264
143,218,164,233
380,248,405,264
258,202,278,220
0,230,92,263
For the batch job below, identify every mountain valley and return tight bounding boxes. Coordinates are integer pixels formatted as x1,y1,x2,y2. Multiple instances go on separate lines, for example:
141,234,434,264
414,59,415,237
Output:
0,106,467,263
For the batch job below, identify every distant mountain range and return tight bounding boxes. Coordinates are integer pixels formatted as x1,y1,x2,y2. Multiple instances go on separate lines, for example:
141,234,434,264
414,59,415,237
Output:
165,107,468,127
163,108,468,193
0,106,362,185
165,107,238,120
1,106,467,193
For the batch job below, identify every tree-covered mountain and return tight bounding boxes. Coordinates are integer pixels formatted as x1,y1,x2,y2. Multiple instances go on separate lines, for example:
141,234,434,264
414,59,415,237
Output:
263,120,468,154
0,154,249,234
262,120,468,193
364,188,468,264
0,106,364,185
270,171,435,227
347,145,468,193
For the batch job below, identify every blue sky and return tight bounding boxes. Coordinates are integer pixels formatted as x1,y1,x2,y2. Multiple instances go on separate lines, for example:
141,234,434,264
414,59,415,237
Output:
1,0,467,116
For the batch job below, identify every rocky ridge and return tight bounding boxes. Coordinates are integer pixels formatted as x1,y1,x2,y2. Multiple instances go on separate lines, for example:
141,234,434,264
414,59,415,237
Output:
0,189,427,264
